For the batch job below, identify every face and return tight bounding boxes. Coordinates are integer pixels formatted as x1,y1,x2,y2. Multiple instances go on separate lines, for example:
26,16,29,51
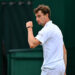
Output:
35,10,48,26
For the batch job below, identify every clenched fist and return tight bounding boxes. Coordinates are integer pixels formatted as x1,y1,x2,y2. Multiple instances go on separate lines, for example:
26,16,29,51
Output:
26,21,33,28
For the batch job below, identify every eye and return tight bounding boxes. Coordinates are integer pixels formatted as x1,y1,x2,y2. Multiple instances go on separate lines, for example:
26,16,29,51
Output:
38,15,41,18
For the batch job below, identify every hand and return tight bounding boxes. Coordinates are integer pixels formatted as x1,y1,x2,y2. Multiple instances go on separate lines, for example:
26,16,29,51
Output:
64,72,66,75
26,21,33,28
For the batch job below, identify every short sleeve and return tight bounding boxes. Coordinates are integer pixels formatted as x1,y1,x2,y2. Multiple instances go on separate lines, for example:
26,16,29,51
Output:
35,29,52,45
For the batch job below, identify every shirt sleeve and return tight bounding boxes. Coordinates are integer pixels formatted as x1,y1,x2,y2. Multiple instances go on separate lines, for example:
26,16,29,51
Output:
35,29,52,45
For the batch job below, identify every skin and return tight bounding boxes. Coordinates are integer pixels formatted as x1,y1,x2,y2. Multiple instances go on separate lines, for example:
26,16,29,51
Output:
63,45,67,75
26,10,50,48
26,10,67,75
35,10,50,26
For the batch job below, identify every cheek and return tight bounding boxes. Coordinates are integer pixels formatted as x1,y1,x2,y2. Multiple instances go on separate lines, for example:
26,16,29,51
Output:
40,17,45,22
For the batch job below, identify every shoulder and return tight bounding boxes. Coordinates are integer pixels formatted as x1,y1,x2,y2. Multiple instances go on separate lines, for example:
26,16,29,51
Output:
52,24,63,38
39,26,53,35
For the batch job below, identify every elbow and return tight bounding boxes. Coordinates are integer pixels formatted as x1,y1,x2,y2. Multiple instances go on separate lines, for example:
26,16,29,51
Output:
30,46,34,48
29,44,35,48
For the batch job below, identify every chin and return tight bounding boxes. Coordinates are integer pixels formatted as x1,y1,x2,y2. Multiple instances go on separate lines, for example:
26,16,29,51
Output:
37,22,41,25
37,22,43,26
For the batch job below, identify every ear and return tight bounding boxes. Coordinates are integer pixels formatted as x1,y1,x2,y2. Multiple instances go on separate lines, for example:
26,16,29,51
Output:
45,14,48,17
45,13,48,18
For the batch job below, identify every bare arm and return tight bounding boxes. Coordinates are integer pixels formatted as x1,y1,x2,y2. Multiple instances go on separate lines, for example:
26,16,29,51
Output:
63,44,67,73
26,21,41,48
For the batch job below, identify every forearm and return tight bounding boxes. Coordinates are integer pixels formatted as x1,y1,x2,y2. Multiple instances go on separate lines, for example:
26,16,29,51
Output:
63,45,67,72
27,28,36,47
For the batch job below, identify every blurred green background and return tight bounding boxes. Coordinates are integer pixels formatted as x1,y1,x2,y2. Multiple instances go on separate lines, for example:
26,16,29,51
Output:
0,0,75,75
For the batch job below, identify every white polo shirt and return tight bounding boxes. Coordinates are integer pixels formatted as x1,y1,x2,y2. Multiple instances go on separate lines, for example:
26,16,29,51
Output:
35,20,65,70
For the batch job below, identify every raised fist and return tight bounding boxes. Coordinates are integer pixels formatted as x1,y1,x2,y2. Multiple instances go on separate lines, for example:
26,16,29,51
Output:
26,21,33,28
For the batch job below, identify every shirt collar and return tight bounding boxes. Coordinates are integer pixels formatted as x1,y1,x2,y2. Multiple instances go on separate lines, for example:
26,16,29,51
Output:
45,20,52,27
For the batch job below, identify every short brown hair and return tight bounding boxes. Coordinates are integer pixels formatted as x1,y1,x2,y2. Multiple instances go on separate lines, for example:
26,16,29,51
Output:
34,4,51,19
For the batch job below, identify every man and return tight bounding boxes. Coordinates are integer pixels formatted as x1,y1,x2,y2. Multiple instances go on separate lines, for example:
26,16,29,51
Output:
26,5,67,75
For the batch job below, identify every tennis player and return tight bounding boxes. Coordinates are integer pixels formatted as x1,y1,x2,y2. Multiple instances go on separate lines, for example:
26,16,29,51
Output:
26,4,67,75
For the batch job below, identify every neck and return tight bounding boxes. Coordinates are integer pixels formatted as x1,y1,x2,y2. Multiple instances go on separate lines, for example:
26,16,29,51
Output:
46,19,50,24
44,18,50,26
